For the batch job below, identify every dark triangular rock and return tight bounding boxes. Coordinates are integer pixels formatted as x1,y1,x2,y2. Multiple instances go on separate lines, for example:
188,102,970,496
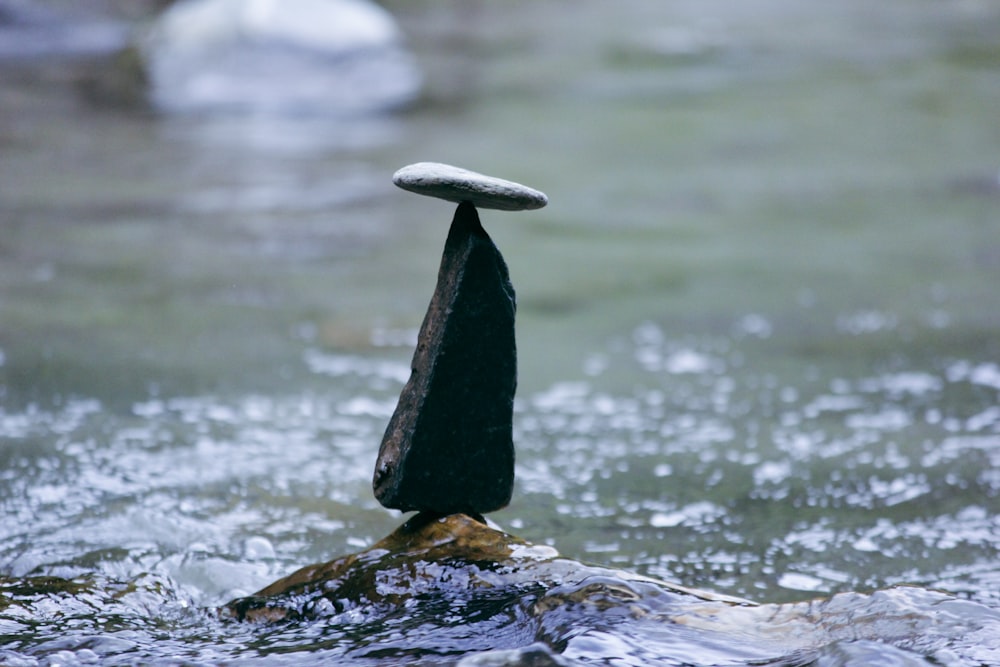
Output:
373,201,516,515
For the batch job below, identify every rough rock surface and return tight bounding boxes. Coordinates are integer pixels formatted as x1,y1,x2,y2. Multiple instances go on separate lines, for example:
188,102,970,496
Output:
373,201,517,515
223,512,747,624
393,162,548,211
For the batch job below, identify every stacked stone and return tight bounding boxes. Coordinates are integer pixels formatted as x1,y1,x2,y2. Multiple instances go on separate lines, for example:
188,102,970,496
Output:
373,163,547,516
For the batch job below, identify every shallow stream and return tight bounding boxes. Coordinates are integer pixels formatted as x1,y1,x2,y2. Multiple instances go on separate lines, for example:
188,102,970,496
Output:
2,1,999,664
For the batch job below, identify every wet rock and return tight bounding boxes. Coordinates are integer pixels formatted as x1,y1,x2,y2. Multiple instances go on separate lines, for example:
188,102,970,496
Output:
142,0,421,114
373,201,517,515
393,162,549,211
223,513,744,624
223,516,993,664
231,514,526,619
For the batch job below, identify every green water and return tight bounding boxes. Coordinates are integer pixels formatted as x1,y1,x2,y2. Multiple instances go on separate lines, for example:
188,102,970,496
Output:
1,0,999,664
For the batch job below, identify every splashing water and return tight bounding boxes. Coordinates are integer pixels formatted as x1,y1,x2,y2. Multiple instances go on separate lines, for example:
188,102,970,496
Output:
2,0,1000,664
3,319,1000,664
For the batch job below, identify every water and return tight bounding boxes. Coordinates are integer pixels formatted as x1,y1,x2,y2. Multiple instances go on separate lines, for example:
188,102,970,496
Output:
2,0,1000,664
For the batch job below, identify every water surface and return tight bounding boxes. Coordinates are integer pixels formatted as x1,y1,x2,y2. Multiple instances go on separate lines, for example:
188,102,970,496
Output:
1,0,999,664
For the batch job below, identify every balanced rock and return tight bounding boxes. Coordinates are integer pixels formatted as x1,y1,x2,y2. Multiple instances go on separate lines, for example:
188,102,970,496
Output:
393,162,548,211
373,201,517,515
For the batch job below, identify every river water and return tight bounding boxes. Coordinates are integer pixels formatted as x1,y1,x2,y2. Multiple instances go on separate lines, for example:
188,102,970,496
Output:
1,1,999,665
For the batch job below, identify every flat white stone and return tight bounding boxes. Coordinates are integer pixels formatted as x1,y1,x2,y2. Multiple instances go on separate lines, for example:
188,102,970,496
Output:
392,162,548,211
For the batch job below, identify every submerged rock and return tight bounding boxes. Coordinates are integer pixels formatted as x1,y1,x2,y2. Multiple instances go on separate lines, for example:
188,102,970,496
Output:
223,512,746,625
224,515,1000,664
374,202,517,515
142,0,421,114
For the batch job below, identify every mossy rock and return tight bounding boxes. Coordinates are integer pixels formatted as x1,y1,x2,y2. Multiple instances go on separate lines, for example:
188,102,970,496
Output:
223,512,749,624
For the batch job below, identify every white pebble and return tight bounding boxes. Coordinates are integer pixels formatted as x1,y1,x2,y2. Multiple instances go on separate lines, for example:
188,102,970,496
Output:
392,162,548,211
